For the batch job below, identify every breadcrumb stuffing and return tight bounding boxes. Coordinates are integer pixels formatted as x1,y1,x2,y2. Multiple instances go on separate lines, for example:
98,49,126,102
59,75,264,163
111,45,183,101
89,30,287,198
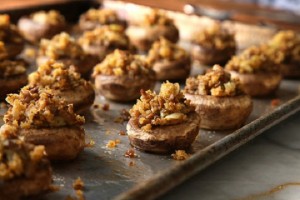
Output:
92,50,154,77
171,150,190,160
143,10,174,26
0,59,27,78
147,37,188,64
185,65,243,97
4,86,85,129
31,10,65,25
82,9,121,25
225,45,281,74
106,139,120,148
130,81,194,131
39,32,85,60
0,14,24,47
28,60,86,90
192,23,236,50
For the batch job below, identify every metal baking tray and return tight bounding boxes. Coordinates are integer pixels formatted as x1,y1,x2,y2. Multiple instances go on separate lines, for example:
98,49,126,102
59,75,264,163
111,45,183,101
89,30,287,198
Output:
1,0,300,199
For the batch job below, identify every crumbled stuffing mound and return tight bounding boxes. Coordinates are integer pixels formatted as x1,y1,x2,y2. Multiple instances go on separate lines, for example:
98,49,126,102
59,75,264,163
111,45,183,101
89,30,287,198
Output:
30,10,66,25
268,30,300,63
130,81,194,131
4,86,85,129
92,50,153,77
28,60,85,90
78,25,129,48
0,41,26,78
147,37,188,64
185,65,243,97
83,9,120,25
143,10,174,26
192,23,236,50
39,32,85,60
0,138,46,180
171,150,190,160
0,15,24,45
225,45,281,74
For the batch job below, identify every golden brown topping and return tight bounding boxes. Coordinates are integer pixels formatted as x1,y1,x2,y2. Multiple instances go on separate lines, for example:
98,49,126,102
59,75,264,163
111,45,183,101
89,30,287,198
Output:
147,37,188,64
39,32,85,60
82,9,121,25
92,50,153,77
143,10,174,26
0,59,27,78
30,10,66,25
0,15,24,45
73,177,84,190
130,81,194,131
4,86,85,129
106,139,120,148
0,15,10,27
78,25,129,49
192,23,236,50
0,139,46,181
124,149,137,158
185,65,243,97
171,150,190,160
28,60,85,90
225,46,281,74
268,30,300,63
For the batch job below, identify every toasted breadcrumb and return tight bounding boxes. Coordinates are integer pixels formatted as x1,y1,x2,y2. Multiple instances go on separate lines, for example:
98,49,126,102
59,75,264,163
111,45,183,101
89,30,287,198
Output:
82,9,120,25
124,149,137,158
119,130,126,136
73,177,84,190
130,81,194,131
171,150,190,161
271,99,281,107
185,65,243,97
85,139,95,148
102,103,110,111
106,139,120,148
143,10,174,26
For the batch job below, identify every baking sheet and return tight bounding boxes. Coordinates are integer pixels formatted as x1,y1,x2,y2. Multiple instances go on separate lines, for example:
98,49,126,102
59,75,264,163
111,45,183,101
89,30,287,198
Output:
0,1,300,200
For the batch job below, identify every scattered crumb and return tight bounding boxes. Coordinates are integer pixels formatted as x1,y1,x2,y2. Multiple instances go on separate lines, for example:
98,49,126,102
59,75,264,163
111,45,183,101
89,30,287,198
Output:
75,190,85,200
93,104,100,109
271,99,281,107
106,139,120,148
73,177,84,190
129,161,135,167
171,150,190,161
85,139,95,148
124,149,137,158
119,130,126,136
102,103,110,111
114,109,130,123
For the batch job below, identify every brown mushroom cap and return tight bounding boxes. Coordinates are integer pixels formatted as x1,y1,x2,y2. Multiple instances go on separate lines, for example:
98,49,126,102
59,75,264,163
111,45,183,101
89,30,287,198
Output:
185,93,252,130
127,112,200,154
95,74,155,102
229,70,282,97
18,127,85,161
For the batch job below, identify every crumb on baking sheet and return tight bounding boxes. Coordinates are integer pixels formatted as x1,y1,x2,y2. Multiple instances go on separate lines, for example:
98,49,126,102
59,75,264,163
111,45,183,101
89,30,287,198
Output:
102,103,110,111
124,149,137,158
106,139,120,148
85,139,95,148
185,65,243,97
171,150,190,161
119,130,126,136
271,99,281,107
73,177,84,190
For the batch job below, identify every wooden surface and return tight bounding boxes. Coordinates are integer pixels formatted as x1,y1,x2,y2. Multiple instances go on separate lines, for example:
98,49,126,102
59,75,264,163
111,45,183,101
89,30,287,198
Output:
0,0,299,30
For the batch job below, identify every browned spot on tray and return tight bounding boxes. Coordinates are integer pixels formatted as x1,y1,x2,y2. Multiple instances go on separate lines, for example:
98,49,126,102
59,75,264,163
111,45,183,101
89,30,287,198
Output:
237,182,300,200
